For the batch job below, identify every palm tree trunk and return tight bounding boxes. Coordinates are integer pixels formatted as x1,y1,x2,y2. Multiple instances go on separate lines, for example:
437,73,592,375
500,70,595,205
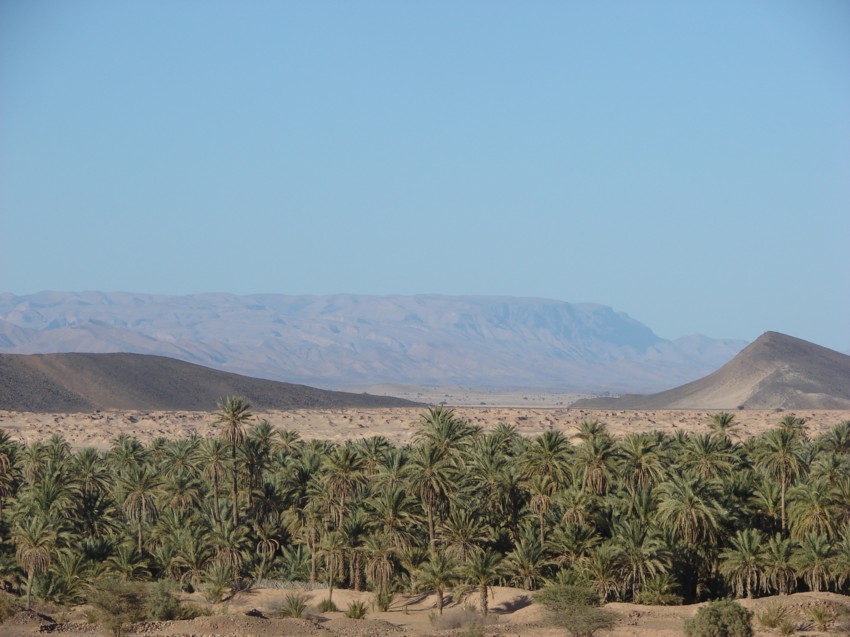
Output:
26,570,33,609
427,505,436,554
212,473,221,527
480,584,488,617
231,444,239,527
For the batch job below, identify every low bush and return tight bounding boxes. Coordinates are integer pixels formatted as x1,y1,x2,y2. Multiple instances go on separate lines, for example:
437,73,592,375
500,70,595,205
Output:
345,600,367,619
86,579,146,637
804,604,836,632
144,580,181,621
756,603,789,630
317,598,337,613
684,600,753,637
374,588,394,612
279,592,309,618
534,582,617,637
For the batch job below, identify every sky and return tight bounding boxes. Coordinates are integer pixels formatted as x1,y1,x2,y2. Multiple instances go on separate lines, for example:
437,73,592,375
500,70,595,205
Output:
1,1,848,351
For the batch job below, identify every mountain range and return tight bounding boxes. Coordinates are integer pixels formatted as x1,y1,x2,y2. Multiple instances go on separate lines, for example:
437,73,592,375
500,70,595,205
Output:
573,331,850,410
0,292,746,393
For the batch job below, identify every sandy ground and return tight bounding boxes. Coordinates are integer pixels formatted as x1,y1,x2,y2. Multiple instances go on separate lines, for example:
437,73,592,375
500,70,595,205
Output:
1,407,849,450
2,587,849,636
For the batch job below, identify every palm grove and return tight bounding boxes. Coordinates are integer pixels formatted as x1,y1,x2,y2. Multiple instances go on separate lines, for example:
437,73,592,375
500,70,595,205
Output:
2,400,850,613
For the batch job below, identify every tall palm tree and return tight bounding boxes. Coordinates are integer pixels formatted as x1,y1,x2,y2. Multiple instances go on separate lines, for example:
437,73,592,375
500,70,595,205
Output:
655,472,725,547
528,474,556,546
788,480,839,540
408,444,456,554
618,433,665,519
792,533,833,592
13,516,56,608
753,428,806,532
414,406,477,457
610,520,671,600
761,533,796,595
576,433,619,495
505,530,548,590
214,396,253,526
322,443,366,526
719,528,765,598
198,438,229,528
119,465,161,554
417,550,458,616
440,507,489,565
709,412,737,437
681,434,737,481
465,549,505,617
518,430,572,486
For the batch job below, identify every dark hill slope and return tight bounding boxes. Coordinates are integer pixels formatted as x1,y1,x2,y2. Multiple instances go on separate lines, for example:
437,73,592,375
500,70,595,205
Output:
0,352,419,412
572,332,850,410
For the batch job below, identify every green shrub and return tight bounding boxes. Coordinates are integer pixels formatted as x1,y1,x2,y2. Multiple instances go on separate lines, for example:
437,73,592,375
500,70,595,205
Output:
374,588,394,612
534,582,617,637
144,580,180,621
203,564,232,603
317,598,338,613
279,592,309,618
756,603,789,630
0,595,15,624
635,574,683,605
86,579,146,637
684,600,753,637
345,600,367,619
804,604,836,631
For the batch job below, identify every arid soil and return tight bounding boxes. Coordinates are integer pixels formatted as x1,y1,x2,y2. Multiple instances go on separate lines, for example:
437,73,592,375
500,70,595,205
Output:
1,407,849,450
2,587,849,636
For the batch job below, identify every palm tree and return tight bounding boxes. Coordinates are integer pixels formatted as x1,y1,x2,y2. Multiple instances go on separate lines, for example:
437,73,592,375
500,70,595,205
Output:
198,438,229,527
528,474,556,546
440,507,489,564
761,533,797,595
319,529,347,603
709,412,737,437
681,434,737,481
13,516,56,608
518,430,572,486
505,530,548,590
576,433,619,495
363,534,396,595
793,533,833,592
465,549,505,617
610,520,671,600
719,529,764,598
788,480,839,540
322,443,366,526
253,521,281,580
214,396,253,526
581,543,623,603
119,465,160,554
417,550,458,616
414,406,477,456
408,444,456,554
618,433,665,519
655,472,725,547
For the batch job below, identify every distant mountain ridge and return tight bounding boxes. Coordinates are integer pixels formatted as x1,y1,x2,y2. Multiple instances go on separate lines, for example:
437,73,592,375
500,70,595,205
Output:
0,292,746,393
0,352,418,412
572,331,850,409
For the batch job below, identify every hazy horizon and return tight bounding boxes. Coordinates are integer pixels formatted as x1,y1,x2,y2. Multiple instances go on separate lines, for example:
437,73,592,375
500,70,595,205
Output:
2,2,848,351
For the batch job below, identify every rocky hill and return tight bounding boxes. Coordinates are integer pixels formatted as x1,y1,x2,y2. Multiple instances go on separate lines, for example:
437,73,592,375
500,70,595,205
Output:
0,292,746,393
572,331,850,409
0,352,418,412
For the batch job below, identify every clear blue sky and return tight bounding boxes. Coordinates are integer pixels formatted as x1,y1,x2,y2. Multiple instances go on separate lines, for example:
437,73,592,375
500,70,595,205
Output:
2,1,848,350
